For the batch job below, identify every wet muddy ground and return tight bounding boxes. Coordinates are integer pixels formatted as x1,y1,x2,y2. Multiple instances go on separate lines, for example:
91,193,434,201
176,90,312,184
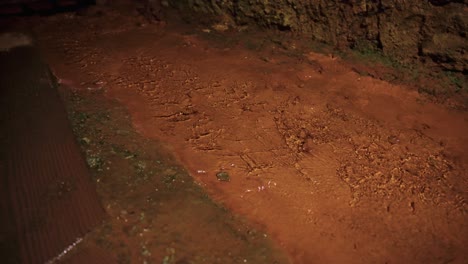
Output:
12,3,468,263
58,88,288,263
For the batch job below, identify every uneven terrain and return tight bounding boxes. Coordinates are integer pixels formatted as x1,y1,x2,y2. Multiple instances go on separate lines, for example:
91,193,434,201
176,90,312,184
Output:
21,4,468,263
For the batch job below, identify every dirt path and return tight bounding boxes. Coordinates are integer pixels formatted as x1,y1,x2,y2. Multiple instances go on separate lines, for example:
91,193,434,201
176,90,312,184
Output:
57,87,288,264
32,6,468,263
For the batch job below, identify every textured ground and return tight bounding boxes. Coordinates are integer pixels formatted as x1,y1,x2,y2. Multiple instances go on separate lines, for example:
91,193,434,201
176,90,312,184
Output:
23,4,468,264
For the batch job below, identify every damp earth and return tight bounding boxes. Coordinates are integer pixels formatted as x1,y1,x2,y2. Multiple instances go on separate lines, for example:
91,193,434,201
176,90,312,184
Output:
5,1,467,263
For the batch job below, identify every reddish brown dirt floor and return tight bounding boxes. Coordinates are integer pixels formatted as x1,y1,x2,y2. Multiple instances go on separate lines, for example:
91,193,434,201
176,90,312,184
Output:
55,82,289,263
26,5,468,264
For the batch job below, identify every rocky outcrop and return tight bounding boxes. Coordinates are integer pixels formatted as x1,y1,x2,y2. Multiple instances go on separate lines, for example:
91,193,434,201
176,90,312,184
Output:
168,0,467,73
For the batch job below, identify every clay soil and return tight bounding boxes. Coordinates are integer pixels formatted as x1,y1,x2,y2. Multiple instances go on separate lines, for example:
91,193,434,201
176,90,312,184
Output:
21,4,468,264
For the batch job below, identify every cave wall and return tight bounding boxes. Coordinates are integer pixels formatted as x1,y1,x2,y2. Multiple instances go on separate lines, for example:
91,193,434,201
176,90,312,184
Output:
168,0,467,73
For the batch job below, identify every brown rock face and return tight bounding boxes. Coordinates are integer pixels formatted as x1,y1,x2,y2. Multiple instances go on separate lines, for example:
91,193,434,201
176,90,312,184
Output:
145,0,164,21
169,0,467,73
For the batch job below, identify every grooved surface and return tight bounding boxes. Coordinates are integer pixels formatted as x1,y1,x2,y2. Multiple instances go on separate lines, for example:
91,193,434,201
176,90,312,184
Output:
0,46,105,264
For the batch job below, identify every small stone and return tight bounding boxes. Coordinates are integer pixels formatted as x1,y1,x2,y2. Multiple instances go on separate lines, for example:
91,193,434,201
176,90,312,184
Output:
387,135,400,145
81,137,91,144
212,23,229,32
216,171,230,182
163,168,177,176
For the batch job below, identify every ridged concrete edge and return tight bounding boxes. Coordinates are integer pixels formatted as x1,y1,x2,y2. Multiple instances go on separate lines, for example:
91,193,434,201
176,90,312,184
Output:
0,43,108,263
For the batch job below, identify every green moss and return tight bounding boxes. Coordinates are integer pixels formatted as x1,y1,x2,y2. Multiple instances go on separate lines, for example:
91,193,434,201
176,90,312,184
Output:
354,47,403,69
444,71,465,92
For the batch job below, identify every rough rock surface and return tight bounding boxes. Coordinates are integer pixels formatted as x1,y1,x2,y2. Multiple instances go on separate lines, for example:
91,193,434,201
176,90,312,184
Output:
169,0,467,73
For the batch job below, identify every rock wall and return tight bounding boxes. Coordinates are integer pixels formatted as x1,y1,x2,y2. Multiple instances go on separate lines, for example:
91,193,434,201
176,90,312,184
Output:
168,0,467,73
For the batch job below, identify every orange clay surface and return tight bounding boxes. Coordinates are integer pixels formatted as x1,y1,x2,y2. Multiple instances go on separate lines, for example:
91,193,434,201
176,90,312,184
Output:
26,5,468,264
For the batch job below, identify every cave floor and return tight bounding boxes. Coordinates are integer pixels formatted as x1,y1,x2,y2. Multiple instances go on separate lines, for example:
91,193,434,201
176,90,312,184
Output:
16,4,468,264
